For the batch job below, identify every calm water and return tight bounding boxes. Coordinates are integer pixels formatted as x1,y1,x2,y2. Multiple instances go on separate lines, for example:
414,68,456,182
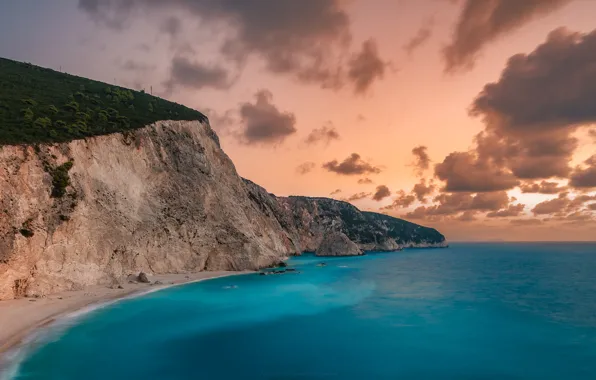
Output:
7,243,596,379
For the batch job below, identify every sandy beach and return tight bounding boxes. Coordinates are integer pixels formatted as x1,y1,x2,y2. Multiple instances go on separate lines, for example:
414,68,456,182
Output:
0,271,250,359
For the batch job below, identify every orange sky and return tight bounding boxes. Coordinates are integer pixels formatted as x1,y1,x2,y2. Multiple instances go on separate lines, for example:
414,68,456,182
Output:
1,0,595,241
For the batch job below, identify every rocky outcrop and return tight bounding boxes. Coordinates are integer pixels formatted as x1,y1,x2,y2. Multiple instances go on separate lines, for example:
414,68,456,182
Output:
0,120,447,300
0,121,296,300
316,232,363,256
243,194,447,253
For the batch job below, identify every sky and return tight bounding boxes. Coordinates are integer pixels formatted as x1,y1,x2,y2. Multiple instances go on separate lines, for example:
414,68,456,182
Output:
1,0,595,241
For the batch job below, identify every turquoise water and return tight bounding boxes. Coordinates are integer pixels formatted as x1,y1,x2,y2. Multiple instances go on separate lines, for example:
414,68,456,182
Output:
8,243,596,379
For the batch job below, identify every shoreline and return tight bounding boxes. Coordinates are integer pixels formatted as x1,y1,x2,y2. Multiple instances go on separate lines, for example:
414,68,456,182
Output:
0,271,252,364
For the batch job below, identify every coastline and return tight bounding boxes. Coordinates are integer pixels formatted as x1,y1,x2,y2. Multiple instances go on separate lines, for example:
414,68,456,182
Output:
0,271,252,364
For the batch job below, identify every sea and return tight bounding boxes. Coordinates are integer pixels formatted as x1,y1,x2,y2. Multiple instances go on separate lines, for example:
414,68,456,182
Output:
4,243,596,380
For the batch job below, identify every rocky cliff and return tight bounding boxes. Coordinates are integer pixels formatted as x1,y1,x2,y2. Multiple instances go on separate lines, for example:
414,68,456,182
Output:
0,120,446,300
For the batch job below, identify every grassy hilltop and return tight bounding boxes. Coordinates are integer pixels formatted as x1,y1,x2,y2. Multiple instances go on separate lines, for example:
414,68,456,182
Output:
0,58,207,145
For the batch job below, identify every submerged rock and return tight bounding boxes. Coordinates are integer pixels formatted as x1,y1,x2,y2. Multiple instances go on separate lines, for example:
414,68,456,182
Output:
316,232,363,257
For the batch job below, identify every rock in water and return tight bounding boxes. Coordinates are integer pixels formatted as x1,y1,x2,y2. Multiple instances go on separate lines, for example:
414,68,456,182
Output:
137,272,150,283
316,232,363,257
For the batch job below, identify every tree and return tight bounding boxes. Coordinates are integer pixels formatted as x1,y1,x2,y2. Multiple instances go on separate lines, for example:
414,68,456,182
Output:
33,117,52,129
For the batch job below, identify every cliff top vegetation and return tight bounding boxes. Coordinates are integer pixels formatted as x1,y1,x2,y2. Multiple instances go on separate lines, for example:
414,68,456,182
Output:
0,57,207,145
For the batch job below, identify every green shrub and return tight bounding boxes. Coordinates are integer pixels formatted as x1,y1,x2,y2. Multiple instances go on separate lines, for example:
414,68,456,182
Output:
48,105,59,114
21,98,37,106
0,57,206,145
33,117,52,129
21,108,34,122
63,101,79,113
50,160,74,198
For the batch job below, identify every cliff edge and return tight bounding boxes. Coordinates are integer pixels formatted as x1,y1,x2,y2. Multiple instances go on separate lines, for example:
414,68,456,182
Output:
0,121,446,300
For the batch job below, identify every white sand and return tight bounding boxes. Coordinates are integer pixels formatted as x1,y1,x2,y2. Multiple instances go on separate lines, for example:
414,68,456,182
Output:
0,271,250,357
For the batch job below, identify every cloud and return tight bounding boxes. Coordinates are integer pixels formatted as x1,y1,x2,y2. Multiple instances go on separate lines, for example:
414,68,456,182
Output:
435,151,519,192
118,59,156,72
372,185,391,201
348,39,387,94
520,181,568,194
404,19,433,55
469,28,596,178
357,178,373,185
160,16,182,37
381,191,416,210
342,192,372,202
443,0,571,72
330,189,342,195
531,193,570,215
296,162,316,175
322,153,381,175
486,204,525,218
569,155,596,188
403,191,511,221
304,123,340,146
238,90,297,145
411,145,431,176
510,218,543,226
164,56,231,91
590,129,596,142
436,28,596,191
412,179,436,202
78,0,384,90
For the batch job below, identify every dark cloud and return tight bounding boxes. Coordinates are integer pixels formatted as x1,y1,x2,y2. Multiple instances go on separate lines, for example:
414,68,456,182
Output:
304,123,340,146
436,28,596,191
238,90,297,145
296,162,316,175
357,178,374,185
569,155,596,188
330,189,342,196
589,129,596,142
457,211,477,222
519,181,567,194
435,151,519,192
469,28,596,178
487,204,525,218
160,16,182,37
404,19,433,55
588,203,596,211
78,0,388,91
411,145,431,176
510,218,543,226
348,39,387,94
322,153,381,176
381,190,417,210
118,59,156,72
164,56,231,90
532,193,570,215
412,179,436,202
372,185,391,201
342,192,372,202
443,0,571,72
403,191,510,221
135,43,152,52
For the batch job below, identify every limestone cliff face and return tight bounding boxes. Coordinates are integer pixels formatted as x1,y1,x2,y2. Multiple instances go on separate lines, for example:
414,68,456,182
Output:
0,121,296,300
316,232,362,257
0,121,447,300
249,195,447,254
